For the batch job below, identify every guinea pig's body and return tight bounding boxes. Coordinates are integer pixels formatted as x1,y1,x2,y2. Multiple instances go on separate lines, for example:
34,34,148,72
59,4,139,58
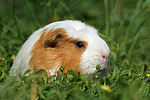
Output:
10,20,110,79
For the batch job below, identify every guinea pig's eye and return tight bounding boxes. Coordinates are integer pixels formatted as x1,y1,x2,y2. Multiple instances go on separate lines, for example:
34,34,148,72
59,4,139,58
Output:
75,42,85,49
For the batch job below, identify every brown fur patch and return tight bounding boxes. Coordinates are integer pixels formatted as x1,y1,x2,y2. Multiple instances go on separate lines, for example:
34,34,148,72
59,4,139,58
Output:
29,28,88,76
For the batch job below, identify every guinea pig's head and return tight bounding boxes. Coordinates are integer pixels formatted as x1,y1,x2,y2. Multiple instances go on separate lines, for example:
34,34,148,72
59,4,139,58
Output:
29,20,110,77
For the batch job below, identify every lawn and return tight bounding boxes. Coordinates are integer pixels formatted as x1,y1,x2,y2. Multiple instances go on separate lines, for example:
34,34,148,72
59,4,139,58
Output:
0,0,150,100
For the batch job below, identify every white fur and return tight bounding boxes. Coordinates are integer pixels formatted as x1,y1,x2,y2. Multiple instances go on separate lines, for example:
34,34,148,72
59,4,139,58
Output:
10,20,110,78
10,28,44,76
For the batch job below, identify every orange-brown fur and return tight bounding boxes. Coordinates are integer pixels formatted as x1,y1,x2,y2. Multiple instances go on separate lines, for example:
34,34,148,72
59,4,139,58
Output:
29,28,88,76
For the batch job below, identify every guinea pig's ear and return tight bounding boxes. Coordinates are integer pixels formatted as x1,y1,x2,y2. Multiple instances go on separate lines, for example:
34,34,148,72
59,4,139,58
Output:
44,34,63,48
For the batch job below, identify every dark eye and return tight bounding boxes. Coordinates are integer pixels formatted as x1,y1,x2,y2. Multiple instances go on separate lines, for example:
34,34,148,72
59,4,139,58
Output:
75,42,85,49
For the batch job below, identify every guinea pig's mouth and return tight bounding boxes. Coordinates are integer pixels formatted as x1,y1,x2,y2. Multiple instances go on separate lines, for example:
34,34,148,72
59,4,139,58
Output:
94,64,107,73
95,64,103,72
96,69,104,72
95,68,106,74
89,64,108,80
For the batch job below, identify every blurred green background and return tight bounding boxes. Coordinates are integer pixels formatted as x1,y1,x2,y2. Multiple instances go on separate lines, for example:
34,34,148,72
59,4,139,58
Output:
0,0,150,99
0,0,150,66
0,0,150,86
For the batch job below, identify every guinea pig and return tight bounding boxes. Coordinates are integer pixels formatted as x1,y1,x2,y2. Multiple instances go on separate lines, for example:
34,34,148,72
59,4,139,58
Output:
10,20,110,79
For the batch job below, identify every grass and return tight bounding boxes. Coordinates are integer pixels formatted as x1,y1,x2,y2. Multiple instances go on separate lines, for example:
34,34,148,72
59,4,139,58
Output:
0,0,150,100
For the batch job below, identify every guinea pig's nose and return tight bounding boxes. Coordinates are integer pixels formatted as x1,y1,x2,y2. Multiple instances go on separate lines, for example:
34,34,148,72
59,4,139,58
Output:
102,55,108,60
102,55,106,59
100,55,109,69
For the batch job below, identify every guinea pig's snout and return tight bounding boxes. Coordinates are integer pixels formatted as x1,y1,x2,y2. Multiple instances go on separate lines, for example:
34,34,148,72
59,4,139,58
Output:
97,55,109,70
